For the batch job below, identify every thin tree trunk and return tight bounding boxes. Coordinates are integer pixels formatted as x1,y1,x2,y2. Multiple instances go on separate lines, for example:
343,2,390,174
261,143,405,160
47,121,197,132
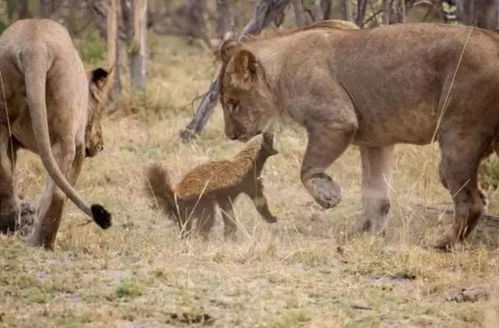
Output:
382,0,390,24
130,0,147,90
39,0,53,18
107,0,121,99
321,0,333,20
495,0,499,29
241,0,291,35
180,0,291,140
309,0,324,22
15,0,31,19
291,0,307,27
356,0,368,27
399,0,406,23
342,0,353,22
216,0,232,39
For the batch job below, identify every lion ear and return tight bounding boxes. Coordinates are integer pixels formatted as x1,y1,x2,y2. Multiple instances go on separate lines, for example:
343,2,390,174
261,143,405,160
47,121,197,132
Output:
90,67,111,90
230,49,257,90
220,39,241,63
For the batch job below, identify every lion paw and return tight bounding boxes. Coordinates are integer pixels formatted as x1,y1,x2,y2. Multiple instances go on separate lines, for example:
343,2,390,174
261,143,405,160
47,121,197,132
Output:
305,175,341,209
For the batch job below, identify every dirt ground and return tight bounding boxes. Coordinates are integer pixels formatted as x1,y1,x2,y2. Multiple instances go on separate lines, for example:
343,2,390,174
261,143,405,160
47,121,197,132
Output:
0,36,498,328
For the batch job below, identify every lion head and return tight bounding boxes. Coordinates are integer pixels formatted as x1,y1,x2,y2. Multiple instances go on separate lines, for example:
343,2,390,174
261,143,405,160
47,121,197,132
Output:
86,67,112,157
220,40,278,142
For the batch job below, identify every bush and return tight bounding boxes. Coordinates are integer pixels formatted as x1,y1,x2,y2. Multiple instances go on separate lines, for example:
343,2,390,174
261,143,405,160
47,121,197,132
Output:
78,31,106,66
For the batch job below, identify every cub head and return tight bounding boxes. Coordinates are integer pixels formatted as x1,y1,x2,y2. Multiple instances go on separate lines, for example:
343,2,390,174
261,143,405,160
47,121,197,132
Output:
86,67,112,158
220,40,278,142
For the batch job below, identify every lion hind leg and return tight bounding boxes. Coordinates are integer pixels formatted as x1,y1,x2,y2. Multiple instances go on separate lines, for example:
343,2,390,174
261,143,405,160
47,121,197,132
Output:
435,133,490,250
28,140,81,249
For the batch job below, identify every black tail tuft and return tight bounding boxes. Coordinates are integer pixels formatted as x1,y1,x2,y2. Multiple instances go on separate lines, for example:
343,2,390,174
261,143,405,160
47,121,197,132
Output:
91,204,112,229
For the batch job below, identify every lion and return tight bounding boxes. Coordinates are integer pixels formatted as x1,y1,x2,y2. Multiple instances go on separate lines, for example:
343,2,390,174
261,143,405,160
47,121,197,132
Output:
0,19,112,249
219,19,499,250
145,133,278,239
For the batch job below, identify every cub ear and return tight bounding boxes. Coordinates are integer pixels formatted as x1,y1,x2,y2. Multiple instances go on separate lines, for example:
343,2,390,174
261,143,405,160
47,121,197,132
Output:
230,49,257,90
220,39,241,63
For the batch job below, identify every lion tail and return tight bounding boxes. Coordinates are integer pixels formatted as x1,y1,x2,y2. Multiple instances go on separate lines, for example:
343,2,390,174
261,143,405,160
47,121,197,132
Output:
145,164,179,217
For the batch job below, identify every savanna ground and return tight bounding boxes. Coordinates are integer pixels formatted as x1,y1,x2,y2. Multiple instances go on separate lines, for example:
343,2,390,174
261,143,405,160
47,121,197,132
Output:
1,35,499,328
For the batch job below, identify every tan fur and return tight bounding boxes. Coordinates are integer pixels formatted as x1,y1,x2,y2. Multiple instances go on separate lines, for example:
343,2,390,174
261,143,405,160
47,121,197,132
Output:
0,19,111,249
146,133,278,239
219,20,499,250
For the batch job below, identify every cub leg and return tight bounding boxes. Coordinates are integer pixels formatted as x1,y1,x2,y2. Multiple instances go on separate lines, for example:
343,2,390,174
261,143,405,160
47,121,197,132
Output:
247,179,277,223
28,140,81,249
219,198,237,239
435,134,489,250
301,121,356,209
360,145,394,234
0,125,19,233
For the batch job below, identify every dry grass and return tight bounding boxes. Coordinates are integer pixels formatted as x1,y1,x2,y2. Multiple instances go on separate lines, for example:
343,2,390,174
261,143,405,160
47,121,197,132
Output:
1,35,498,328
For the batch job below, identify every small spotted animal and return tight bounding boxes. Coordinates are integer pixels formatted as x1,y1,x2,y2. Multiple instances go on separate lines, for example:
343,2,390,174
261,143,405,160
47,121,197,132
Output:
145,133,278,239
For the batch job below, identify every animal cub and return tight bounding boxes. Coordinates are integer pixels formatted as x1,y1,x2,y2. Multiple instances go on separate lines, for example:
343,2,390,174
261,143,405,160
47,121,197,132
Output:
145,133,278,239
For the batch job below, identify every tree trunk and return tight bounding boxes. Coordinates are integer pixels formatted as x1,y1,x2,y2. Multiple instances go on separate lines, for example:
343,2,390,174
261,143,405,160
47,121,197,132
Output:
241,0,291,36
356,0,367,27
180,0,292,140
216,0,232,39
342,0,353,22
321,0,333,20
39,0,51,18
39,0,61,18
107,0,121,99
8,0,31,19
495,0,499,29
398,0,406,23
382,0,390,24
291,0,307,27
130,0,147,90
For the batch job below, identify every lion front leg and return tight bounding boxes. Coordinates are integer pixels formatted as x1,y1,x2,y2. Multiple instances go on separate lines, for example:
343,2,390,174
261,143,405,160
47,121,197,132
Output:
301,123,356,209
0,125,19,233
28,141,83,249
360,145,394,234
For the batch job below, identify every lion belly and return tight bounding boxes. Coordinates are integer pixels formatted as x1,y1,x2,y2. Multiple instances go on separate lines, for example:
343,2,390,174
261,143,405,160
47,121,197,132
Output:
352,103,438,146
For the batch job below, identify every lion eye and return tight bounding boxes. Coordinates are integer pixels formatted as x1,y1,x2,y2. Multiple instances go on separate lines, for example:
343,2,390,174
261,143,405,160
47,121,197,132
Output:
228,99,240,114
231,104,240,114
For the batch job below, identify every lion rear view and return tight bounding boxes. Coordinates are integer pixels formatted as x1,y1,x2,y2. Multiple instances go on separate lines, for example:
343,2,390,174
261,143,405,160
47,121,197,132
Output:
0,19,112,249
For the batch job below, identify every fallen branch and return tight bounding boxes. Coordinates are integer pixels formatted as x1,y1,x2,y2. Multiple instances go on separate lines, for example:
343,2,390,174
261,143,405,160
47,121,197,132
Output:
179,0,291,141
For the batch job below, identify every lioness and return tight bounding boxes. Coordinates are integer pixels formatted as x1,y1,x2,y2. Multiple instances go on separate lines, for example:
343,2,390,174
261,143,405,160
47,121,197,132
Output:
219,20,499,250
0,19,111,249
146,133,278,239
